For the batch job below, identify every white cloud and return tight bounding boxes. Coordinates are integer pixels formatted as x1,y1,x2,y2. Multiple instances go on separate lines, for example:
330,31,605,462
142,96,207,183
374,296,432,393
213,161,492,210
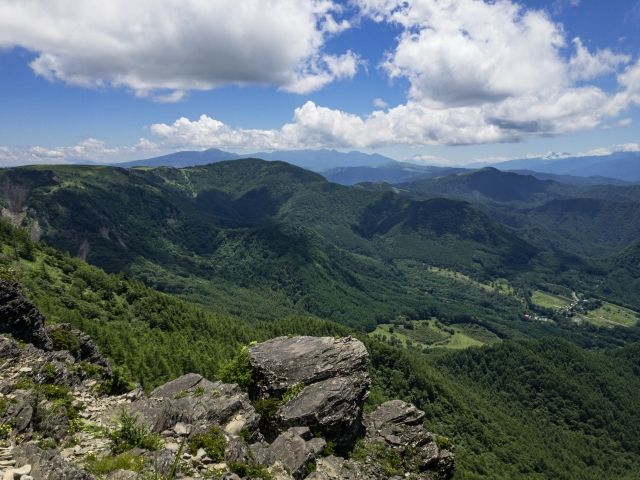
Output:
0,138,161,166
568,38,630,81
3,0,640,161
373,98,388,109
0,0,355,99
146,0,640,151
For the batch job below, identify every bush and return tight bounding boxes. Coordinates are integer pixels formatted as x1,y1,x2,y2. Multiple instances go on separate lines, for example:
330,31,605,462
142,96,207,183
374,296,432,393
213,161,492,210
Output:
108,409,162,454
99,367,134,396
48,328,81,357
218,345,254,391
228,462,273,480
188,427,226,462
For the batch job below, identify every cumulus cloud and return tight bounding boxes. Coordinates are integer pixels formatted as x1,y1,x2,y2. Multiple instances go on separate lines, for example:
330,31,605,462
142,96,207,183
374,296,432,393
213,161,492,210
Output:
2,0,640,162
148,0,639,149
0,0,356,99
568,38,630,81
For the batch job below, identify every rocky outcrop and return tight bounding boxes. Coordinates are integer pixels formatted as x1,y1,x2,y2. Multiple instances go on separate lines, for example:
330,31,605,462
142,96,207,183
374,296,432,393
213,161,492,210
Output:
13,444,94,480
45,323,111,370
0,279,52,350
249,336,370,449
250,427,325,479
125,373,260,438
0,294,454,480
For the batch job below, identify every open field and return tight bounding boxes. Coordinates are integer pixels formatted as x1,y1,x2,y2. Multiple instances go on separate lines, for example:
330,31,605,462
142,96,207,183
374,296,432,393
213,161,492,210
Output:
426,266,517,296
370,318,498,350
531,290,572,310
581,302,639,328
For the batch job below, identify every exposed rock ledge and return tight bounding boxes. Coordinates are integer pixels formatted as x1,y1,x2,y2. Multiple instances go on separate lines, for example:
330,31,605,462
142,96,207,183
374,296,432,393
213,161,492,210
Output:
0,282,454,480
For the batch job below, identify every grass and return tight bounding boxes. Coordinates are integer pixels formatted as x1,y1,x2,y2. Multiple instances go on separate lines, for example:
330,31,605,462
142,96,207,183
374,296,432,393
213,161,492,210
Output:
85,452,144,475
582,302,639,328
370,318,493,351
531,290,572,310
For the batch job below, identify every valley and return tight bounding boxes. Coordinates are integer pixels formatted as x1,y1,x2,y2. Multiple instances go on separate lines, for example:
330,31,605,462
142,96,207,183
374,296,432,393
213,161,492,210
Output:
1,160,640,479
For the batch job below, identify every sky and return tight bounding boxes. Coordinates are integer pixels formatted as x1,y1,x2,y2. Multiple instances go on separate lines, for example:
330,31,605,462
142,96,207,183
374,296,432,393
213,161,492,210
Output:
0,0,639,166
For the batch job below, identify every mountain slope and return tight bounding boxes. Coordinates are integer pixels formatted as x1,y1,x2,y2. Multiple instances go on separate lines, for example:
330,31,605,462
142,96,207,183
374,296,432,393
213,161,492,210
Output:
322,163,466,185
0,160,539,331
123,148,395,172
120,148,241,168
2,219,640,479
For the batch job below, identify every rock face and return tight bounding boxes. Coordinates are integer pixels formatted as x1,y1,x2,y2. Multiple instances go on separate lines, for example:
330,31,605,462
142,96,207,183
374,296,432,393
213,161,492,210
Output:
0,279,52,350
250,336,370,449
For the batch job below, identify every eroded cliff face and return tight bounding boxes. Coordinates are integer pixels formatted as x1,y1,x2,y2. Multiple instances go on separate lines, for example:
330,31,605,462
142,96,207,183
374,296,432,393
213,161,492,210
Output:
0,281,454,480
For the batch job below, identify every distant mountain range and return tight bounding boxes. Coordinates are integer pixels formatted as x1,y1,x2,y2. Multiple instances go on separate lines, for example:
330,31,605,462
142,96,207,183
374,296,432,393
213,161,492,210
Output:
120,148,393,172
491,151,640,182
120,148,639,185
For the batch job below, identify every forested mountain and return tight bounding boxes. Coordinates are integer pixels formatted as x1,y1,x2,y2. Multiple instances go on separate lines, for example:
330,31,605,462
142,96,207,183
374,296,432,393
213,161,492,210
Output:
400,168,640,260
2,218,640,479
322,163,465,185
123,148,394,172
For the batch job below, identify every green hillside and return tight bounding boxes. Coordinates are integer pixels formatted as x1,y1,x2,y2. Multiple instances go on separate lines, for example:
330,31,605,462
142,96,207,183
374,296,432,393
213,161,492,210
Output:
0,161,549,331
2,220,640,479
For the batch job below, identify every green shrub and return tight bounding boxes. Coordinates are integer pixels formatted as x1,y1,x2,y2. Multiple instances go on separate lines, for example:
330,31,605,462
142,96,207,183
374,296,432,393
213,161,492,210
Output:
281,382,304,403
350,440,403,476
41,362,58,383
253,397,280,425
48,328,81,356
99,367,134,395
188,427,226,462
228,462,273,480
108,409,162,454
218,345,254,391
85,452,145,474
0,424,11,440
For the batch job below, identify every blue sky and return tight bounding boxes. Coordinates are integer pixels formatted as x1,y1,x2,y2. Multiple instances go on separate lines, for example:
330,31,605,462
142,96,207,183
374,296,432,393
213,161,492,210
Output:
0,0,639,166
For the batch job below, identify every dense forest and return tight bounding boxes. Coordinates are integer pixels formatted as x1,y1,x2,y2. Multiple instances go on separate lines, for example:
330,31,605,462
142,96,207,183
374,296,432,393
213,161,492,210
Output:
2,213,640,479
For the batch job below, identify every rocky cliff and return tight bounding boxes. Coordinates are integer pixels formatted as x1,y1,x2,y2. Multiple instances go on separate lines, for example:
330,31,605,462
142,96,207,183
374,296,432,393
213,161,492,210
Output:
0,281,454,480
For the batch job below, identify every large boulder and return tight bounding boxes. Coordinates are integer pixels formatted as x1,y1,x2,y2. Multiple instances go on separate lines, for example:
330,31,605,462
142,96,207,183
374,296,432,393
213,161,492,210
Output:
0,279,52,350
249,336,370,449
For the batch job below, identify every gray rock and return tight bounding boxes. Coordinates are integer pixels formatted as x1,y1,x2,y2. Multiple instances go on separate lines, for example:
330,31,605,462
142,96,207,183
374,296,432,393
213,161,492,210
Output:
125,374,259,436
225,437,251,463
150,373,216,399
106,470,139,480
249,336,369,449
0,335,21,359
307,456,373,480
45,323,111,371
250,427,325,479
277,373,369,447
249,336,368,396
363,401,454,480
0,280,52,350
13,444,94,480
7,392,34,433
